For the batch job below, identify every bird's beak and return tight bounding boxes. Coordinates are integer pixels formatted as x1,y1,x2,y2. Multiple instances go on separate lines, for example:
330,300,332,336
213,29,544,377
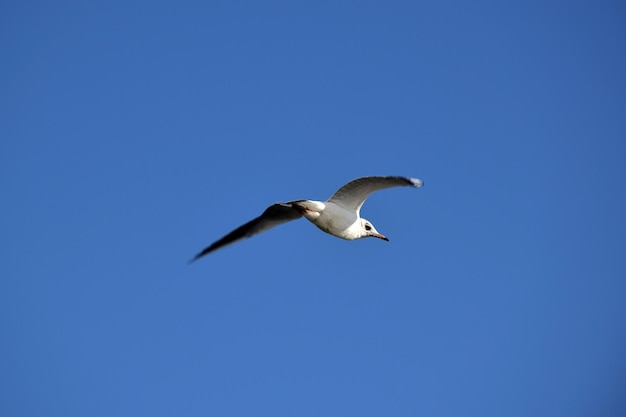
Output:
372,232,389,242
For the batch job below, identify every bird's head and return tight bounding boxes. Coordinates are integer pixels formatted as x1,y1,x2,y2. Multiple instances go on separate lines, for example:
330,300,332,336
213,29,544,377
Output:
360,218,389,241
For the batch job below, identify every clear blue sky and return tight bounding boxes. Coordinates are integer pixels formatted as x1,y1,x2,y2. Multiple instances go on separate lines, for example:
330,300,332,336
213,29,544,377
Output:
2,1,625,416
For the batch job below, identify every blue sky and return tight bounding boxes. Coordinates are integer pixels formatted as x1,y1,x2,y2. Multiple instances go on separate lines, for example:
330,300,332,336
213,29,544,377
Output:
2,1,625,416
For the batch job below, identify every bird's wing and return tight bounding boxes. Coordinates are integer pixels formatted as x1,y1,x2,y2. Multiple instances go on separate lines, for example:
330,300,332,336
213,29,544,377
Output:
327,176,423,214
190,203,302,262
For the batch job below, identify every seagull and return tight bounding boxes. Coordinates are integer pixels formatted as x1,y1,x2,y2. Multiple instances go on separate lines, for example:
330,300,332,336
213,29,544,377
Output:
190,175,424,262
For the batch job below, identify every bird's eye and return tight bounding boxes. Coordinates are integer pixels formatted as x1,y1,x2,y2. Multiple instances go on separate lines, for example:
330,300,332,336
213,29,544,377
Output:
365,224,372,231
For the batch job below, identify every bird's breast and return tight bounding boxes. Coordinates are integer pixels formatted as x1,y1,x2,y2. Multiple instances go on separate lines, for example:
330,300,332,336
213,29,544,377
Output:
310,202,359,240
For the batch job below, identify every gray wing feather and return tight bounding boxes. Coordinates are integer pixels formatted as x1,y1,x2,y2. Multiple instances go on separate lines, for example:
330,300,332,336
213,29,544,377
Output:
190,203,302,261
327,176,423,214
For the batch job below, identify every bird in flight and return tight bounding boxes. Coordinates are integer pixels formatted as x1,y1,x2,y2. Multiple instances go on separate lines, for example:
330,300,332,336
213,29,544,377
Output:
190,175,424,262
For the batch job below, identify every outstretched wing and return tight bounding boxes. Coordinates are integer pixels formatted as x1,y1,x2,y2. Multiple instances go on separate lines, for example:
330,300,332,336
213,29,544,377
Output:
327,176,423,214
190,203,302,262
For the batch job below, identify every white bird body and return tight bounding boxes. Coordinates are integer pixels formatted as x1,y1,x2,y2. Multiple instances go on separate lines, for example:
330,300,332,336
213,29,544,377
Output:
293,200,361,240
190,176,423,261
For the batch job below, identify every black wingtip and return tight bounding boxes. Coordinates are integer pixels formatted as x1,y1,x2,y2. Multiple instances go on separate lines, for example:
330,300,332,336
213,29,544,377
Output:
188,248,210,264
